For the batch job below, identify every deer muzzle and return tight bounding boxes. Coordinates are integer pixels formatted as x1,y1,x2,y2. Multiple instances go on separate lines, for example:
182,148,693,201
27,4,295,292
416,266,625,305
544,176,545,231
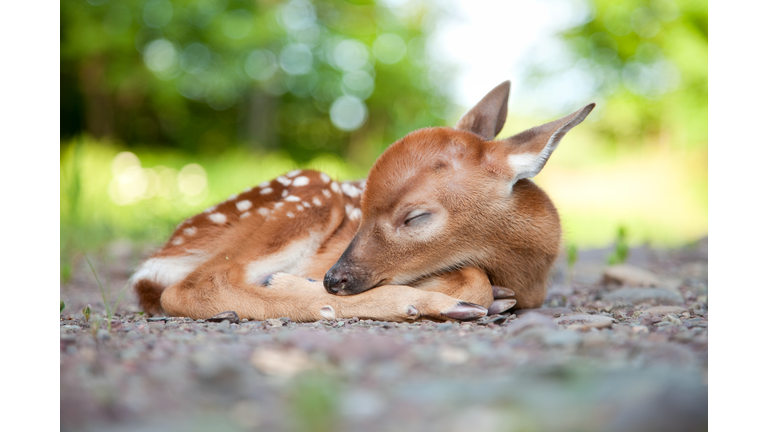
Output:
323,260,372,296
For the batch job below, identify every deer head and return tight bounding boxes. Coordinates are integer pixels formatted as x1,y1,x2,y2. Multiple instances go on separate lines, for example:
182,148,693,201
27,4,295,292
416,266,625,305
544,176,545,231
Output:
324,81,594,295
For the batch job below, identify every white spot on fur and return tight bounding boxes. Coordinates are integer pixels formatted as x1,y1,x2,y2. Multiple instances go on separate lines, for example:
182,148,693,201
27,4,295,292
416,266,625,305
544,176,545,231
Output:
259,181,270,188
274,202,284,209
260,187,273,195
341,182,361,198
322,189,331,198
320,305,336,320
228,194,237,201
296,204,304,211
285,195,301,202
243,187,252,193
286,212,295,218
320,173,330,183
345,204,354,216
330,182,340,193
292,176,310,187
287,169,302,178
282,189,288,197
130,251,209,290
240,211,251,219
183,227,197,236
236,200,252,212
350,208,362,220
359,180,366,190
301,201,310,208
258,207,269,217
276,176,291,186
172,237,184,246
312,197,322,206
204,206,215,213
209,213,227,224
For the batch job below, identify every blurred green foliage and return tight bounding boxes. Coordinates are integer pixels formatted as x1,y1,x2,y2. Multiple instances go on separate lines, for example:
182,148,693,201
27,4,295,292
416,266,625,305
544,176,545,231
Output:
61,0,455,163
607,226,630,265
289,373,340,432
523,0,707,152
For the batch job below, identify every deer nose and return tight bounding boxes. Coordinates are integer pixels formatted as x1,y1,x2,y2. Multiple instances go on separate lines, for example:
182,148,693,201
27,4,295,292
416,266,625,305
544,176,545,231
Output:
323,268,350,294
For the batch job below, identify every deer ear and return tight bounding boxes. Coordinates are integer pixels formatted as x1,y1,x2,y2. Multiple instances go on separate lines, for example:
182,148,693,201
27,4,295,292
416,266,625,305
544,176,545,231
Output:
455,81,511,140
504,103,595,182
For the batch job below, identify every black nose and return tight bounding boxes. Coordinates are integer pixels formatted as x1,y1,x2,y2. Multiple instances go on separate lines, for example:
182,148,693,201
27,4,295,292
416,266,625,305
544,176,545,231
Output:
323,272,348,294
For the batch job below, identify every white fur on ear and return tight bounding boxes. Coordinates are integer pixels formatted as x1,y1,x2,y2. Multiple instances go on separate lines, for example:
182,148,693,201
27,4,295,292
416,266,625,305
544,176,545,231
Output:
508,152,543,182
506,103,595,183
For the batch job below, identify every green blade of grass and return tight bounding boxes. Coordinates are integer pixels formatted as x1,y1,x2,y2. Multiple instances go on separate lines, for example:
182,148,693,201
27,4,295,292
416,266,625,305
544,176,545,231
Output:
83,253,108,311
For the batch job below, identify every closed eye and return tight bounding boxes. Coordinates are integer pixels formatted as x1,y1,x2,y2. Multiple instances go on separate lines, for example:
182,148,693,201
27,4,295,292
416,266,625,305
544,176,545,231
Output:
404,211,430,226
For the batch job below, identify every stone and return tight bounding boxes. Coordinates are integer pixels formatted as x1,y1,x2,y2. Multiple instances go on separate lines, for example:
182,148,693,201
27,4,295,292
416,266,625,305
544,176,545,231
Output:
662,314,683,325
517,307,573,318
644,306,687,315
603,288,684,306
437,346,470,364
504,312,557,336
266,319,283,328
476,314,509,326
602,264,662,287
206,311,240,324
250,347,314,378
554,314,614,330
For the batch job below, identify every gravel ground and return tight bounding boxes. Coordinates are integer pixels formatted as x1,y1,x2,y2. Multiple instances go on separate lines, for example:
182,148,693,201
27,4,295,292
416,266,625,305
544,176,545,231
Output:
60,238,708,432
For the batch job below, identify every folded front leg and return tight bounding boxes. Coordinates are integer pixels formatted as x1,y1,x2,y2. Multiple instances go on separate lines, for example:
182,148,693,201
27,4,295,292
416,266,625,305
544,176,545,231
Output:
160,271,486,322
264,273,487,322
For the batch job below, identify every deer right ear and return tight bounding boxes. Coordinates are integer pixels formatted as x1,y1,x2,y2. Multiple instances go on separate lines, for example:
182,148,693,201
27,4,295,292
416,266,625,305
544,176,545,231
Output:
503,103,595,183
455,81,511,140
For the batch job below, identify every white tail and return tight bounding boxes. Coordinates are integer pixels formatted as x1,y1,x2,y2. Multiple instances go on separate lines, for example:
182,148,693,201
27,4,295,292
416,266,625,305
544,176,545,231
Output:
131,81,594,322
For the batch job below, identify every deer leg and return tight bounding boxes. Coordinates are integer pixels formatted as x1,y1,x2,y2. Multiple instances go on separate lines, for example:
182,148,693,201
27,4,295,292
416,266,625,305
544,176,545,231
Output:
160,270,486,322
411,267,517,315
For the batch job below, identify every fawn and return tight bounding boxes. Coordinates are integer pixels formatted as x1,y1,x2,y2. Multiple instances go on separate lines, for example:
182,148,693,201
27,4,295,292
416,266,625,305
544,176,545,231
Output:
130,81,594,322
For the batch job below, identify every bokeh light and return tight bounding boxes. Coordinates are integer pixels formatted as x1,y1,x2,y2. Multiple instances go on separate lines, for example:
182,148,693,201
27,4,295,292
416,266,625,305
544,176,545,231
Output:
330,96,367,131
107,152,207,206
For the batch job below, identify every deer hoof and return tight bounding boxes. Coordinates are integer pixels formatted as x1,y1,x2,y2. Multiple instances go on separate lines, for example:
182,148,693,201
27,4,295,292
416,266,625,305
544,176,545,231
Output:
441,301,487,321
488,299,517,315
406,305,419,319
492,285,515,299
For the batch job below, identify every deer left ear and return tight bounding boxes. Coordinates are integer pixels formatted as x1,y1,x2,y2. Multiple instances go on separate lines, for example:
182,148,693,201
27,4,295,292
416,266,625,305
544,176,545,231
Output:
455,81,511,140
504,103,595,182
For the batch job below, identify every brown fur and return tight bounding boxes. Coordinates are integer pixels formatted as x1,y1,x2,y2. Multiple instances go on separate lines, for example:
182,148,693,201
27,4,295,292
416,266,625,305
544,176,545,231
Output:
129,81,594,322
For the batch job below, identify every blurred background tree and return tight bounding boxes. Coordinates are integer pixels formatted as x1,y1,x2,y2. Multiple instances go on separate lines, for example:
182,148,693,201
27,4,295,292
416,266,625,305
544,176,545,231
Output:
61,0,455,164
516,0,707,154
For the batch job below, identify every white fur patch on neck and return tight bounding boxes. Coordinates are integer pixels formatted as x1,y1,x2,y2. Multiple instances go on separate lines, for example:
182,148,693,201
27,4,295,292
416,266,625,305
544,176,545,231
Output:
245,233,325,285
292,176,310,187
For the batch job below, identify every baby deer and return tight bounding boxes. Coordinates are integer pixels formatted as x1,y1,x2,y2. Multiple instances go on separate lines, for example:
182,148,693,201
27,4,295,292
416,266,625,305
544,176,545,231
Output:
131,81,594,322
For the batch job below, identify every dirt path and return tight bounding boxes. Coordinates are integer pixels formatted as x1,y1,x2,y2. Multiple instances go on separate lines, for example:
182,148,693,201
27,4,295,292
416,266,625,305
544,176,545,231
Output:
60,239,707,432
